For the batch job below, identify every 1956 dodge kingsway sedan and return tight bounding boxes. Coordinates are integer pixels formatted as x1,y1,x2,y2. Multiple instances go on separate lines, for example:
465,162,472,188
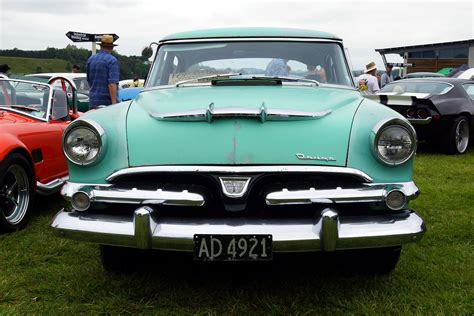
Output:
51,28,426,272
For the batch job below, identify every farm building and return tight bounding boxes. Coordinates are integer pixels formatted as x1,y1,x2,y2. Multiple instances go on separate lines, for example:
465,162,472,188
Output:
376,39,474,74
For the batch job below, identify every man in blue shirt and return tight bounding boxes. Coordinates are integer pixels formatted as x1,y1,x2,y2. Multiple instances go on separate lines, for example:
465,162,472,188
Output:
265,59,290,77
86,35,119,108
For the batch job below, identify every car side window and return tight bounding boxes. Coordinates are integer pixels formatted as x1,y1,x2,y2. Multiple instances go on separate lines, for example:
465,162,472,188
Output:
462,83,474,100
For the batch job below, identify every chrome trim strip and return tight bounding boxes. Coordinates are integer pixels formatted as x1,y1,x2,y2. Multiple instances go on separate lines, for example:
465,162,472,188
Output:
408,117,432,125
0,107,48,122
83,186,205,207
106,166,373,183
36,176,68,196
51,208,426,252
149,102,331,123
159,37,343,44
265,182,419,206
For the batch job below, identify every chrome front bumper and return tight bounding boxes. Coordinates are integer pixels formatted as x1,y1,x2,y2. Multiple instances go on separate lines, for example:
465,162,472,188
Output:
51,207,426,252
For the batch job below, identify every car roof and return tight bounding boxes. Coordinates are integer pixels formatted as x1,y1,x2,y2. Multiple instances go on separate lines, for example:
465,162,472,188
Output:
161,27,341,42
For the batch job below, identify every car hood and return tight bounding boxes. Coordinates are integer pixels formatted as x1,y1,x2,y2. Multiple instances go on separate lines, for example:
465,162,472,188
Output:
126,85,362,167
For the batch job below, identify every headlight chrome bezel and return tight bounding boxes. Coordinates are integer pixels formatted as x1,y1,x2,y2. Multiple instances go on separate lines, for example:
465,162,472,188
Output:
371,118,417,166
62,119,107,166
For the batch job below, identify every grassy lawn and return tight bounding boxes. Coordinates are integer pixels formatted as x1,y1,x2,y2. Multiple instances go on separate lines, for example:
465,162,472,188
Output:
1,147,473,314
0,56,69,75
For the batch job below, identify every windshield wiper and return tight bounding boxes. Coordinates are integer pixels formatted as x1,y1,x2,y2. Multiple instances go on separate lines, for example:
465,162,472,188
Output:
250,76,320,86
175,73,242,87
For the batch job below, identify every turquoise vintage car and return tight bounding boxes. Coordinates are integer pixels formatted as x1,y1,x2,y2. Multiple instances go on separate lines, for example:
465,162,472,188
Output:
51,28,426,273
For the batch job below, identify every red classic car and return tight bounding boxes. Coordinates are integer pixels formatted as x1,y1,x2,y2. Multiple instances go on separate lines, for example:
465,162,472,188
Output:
0,77,79,232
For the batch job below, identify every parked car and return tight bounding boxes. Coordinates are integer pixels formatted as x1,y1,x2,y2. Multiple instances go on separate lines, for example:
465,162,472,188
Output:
26,73,90,112
367,78,474,154
51,28,426,273
118,87,143,102
404,72,445,79
119,79,145,89
457,68,474,80
0,76,79,231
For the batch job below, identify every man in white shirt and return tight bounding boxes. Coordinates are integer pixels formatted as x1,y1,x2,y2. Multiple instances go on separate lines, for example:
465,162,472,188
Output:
357,62,380,94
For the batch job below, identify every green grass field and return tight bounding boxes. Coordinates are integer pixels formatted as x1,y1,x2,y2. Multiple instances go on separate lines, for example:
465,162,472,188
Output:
0,56,70,75
0,146,473,314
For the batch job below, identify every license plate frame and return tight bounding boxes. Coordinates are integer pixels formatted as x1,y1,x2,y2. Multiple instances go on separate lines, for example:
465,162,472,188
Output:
193,234,273,261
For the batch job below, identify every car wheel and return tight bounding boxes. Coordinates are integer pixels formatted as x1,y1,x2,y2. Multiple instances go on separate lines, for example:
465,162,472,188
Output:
0,153,35,232
100,245,139,272
444,116,470,154
351,246,402,274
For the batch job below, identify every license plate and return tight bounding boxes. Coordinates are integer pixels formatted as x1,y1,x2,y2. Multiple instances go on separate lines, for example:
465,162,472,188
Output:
193,234,272,261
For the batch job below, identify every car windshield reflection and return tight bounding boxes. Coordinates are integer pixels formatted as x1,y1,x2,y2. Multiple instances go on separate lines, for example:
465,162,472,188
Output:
0,79,51,119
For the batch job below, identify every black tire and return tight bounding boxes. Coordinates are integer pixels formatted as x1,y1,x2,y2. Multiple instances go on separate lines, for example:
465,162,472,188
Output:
100,245,139,272
0,153,35,232
350,246,402,274
443,116,470,155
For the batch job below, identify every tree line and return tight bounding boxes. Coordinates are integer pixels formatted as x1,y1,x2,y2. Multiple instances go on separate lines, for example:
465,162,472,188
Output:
0,45,151,79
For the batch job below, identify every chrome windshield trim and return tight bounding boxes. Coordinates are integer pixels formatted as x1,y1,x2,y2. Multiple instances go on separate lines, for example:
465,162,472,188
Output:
149,102,332,123
106,166,373,183
159,37,343,44
265,181,419,205
0,78,52,122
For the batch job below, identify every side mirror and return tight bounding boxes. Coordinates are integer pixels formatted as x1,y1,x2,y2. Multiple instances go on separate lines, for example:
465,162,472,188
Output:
50,89,69,120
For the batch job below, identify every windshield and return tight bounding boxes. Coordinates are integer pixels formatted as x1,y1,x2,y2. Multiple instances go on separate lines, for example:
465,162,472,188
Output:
147,41,353,87
0,79,51,119
380,81,453,95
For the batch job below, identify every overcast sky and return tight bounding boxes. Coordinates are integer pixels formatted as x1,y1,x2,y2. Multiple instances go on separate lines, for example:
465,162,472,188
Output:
0,0,473,70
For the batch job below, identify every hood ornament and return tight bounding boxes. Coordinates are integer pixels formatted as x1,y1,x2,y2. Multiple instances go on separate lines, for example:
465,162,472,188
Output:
296,153,336,162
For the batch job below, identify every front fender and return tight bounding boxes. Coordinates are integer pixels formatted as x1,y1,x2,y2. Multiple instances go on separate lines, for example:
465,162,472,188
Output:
65,101,132,184
347,99,414,183
0,132,30,162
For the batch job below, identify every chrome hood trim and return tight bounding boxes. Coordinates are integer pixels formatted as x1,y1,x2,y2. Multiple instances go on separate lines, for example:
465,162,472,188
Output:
149,102,331,123
106,165,373,183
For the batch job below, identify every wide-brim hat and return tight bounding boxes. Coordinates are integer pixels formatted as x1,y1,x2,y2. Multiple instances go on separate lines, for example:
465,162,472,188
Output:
365,62,377,73
97,34,118,47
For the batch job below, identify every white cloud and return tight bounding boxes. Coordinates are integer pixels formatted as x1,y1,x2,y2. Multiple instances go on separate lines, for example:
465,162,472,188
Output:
0,0,472,69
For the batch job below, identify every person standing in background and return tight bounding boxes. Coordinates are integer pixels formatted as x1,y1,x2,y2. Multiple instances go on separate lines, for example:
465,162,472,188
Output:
380,64,394,88
357,62,380,95
0,64,11,77
72,64,81,73
86,35,119,108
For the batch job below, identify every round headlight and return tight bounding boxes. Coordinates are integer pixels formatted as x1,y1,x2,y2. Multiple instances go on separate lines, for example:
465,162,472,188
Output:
373,119,417,166
63,120,105,166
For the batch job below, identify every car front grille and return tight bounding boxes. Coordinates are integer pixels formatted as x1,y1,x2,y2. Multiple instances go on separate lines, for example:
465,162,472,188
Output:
102,171,383,218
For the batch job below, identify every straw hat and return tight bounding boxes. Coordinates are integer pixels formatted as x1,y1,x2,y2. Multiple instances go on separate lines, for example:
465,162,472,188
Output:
364,62,377,73
98,34,117,47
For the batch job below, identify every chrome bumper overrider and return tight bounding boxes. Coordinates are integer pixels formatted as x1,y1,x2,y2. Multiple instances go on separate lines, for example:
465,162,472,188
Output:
51,207,426,252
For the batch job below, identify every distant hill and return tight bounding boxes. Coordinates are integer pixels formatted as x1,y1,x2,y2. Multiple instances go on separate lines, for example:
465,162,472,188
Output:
0,45,150,79
0,56,70,75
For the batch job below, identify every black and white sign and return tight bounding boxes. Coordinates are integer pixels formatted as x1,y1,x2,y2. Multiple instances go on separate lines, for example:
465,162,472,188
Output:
194,234,272,261
66,31,119,43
